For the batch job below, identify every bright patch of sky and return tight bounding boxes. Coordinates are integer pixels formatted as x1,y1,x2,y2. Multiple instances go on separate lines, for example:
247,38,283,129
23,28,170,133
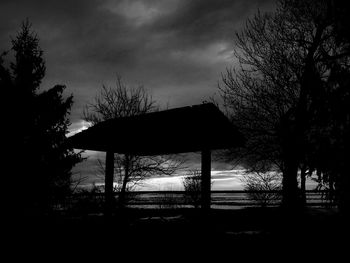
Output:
81,169,246,191
67,120,91,137
76,167,318,192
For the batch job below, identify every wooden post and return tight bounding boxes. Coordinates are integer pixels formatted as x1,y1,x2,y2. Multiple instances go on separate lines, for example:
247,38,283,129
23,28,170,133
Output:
201,149,211,211
105,150,114,217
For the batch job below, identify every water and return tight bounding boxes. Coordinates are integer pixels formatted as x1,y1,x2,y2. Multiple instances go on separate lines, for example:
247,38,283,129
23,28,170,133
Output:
76,169,318,192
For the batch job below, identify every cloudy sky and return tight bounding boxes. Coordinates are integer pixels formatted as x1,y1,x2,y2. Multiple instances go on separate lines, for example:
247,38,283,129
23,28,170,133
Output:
1,0,276,188
1,0,275,132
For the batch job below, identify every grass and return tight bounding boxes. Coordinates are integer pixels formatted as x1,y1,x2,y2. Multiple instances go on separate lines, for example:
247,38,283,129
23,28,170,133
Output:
6,206,348,260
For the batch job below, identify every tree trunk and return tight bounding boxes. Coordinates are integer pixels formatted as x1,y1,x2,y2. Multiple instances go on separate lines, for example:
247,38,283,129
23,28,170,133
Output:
119,154,129,208
329,172,334,205
201,149,211,211
338,169,349,217
105,151,114,217
282,157,300,210
300,166,307,206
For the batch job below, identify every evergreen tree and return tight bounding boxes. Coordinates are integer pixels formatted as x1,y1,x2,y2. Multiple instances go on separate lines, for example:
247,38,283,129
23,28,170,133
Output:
1,21,81,214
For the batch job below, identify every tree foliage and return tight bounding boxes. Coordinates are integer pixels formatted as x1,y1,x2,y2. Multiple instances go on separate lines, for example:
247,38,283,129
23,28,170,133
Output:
1,21,81,213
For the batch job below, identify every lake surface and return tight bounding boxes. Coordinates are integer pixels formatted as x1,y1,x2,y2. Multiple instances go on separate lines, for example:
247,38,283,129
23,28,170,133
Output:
77,169,318,191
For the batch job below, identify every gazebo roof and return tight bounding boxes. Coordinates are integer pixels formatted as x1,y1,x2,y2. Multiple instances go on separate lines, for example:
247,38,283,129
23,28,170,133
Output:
67,103,244,155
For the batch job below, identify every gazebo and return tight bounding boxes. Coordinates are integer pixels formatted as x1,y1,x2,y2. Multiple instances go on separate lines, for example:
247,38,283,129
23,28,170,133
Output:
68,103,244,213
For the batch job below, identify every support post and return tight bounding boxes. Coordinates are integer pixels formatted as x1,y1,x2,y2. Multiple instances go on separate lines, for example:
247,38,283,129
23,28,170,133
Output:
201,149,211,211
105,150,114,217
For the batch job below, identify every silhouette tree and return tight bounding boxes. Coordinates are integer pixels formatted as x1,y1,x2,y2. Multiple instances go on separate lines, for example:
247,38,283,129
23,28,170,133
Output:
1,21,81,214
182,170,202,209
241,171,282,207
220,0,350,209
83,76,182,207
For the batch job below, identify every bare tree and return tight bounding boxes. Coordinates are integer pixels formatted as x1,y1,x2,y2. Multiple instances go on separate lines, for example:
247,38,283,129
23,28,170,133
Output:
182,170,202,208
84,76,156,123
241,171,282,207
220,0,350,209
83,76,182,207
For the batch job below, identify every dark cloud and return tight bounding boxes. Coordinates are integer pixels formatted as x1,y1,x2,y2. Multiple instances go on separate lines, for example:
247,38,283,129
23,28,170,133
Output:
0,0,276,129
150,0,272,47
1,0,277,179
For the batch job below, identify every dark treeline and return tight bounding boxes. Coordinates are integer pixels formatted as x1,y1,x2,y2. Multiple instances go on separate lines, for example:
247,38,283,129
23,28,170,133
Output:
220,0,350,214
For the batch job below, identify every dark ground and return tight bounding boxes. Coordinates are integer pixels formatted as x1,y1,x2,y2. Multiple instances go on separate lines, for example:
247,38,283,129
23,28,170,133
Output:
5,207,348,261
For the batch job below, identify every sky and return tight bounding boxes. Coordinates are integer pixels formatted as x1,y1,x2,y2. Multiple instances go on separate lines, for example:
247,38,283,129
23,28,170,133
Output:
0,0,275,131
0,0,277,189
